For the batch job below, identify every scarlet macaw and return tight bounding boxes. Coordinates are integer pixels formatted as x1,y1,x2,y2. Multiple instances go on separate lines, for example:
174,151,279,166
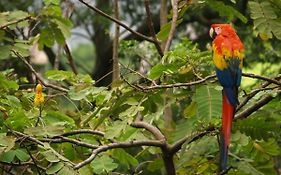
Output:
209,24,244,171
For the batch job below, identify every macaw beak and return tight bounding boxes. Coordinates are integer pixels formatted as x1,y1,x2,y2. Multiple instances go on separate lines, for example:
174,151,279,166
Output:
209,27,215,39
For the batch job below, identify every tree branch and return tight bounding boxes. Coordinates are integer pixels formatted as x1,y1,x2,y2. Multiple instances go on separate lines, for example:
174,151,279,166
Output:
170,126,216,154
0,16,33,29
164,0,179,52
64,43,78,74
12,50,69,93
137,74,216,90
39,136,99,149
242,73,281,86
73,140,164,169
235,91,280,120
112,0,120,82
78,0,155,43
131,120,165,140
144,0,164,57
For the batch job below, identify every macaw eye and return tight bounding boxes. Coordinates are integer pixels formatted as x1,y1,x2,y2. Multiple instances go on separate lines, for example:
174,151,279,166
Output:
214,27,221,34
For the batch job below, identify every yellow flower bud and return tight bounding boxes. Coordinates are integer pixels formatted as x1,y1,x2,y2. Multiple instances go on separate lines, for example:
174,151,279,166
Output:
34,84,44,106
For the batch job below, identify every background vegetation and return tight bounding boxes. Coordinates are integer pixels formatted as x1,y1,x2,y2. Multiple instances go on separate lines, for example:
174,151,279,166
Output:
0,0,280,174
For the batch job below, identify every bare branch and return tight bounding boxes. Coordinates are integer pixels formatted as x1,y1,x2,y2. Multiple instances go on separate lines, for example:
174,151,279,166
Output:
170,126,216,154
144,0,164,57
73,140,164,169
0,16,33,29
78,0,155,43
131,121,166,140
112,0,120,82
12,50,69,93
242,73,281,86
64,43,78,74
58,129,105,137
40,136,99,149
137,74,216,91
235,91,280,120
164,0,179,52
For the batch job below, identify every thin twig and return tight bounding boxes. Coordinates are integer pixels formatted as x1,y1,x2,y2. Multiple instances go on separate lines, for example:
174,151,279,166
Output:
64,43,78,74
0,16,33,29
39,136,99,149
12,50,68,92
73,140,164,169
170,126,216,154
58,129,105,137
164,0,179,52
137,74,216,90
77,0,155,43
242,73,281,86
144,0,164,57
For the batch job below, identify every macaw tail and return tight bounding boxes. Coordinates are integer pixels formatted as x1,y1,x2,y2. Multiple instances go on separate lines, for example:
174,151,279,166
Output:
220,90,235,171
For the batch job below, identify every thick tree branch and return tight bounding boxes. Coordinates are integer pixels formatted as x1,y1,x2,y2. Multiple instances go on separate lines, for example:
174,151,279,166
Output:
131,121,165,140
12,50,69,92
144,0,164,57
78,0,155,43
73,140,164,169
164,0,179,52
112,0,120,82
235,91,280,120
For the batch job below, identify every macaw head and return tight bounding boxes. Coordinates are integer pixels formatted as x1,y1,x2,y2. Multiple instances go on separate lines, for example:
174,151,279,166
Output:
209,24,237,39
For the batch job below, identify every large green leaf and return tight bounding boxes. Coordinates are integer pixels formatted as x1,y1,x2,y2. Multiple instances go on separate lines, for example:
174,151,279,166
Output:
91,155,118,174
248,1,281,40
194,85,221,121
112,149,138,167
206,0,248,23
234,113,280,140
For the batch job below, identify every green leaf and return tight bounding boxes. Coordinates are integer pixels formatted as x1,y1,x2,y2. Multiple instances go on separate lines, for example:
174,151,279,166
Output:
156,19,183,40
112,149,138,167
0,74,19,91
68,86,93,101
0,45,11,60
206,0,247,23
43,0,60,5
14,149,30,161
234,114,280,140
148,63,181,80
0,134,16,153
57,166,77,175
46,162,64,174
42,150,60,163
248,1,281,40
0,150,16,163
237,161,264,175
45,111,75,126
105,121,127,139
194,85,221,121
45,70,75,81
52,18,72,38
91,155,118,174
39,28,54,48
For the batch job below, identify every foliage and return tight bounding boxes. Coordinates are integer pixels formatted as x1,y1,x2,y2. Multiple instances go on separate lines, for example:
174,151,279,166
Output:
0,0,280,175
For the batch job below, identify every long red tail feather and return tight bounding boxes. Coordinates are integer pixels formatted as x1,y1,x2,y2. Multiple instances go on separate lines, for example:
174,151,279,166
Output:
220,91,235,171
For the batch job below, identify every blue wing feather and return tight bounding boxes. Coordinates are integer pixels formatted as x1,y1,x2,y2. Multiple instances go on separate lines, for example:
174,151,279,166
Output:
215,59,241,106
